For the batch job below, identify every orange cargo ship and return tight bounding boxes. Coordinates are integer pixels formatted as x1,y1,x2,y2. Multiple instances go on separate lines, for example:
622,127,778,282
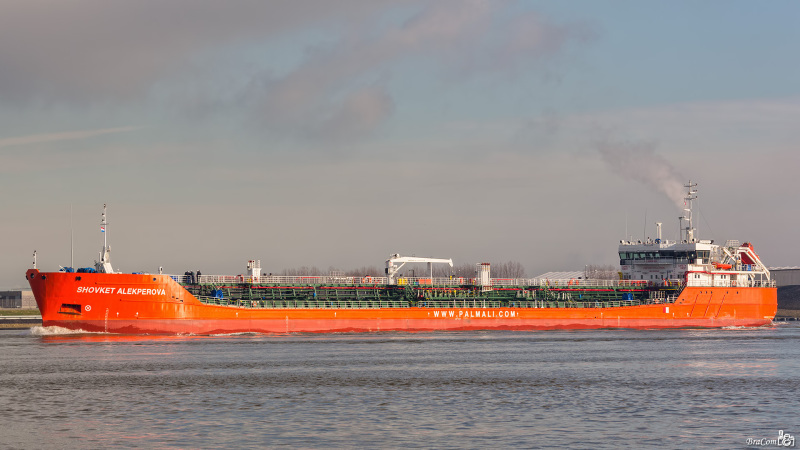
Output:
27,185,777,334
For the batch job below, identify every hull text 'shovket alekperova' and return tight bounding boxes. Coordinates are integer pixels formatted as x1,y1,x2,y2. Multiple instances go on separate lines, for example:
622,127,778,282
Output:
27,184,776,334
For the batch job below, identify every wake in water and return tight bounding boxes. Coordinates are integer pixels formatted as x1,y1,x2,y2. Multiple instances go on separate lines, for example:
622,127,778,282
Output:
721,324,778,330
30,325,109,336
206,331,293,337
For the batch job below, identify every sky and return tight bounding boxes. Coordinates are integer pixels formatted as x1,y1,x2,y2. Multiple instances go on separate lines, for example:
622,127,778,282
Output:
2,0,799,288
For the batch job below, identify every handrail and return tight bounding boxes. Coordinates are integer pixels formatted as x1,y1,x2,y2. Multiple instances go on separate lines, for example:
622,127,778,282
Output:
194,294,682,310
685,278,775,288
168,274,774,288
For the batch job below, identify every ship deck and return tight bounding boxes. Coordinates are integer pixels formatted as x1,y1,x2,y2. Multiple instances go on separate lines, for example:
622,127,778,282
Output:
179,275,682,310
193,297,676,310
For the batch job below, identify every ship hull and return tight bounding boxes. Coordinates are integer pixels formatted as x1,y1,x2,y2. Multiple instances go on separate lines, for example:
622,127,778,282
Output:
27,270,777,335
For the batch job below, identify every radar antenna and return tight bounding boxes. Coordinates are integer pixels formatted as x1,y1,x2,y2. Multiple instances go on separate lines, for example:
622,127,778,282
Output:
679,182,697,243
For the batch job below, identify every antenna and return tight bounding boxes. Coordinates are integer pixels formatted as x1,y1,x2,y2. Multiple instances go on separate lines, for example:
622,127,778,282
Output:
70,204,74,269
33,250,37,269
95,204,114,273
101,203,107,251
681,181,698,242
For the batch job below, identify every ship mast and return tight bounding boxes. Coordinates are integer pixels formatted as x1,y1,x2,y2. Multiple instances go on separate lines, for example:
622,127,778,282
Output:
102,203,107,252
70,204,74,269
95,204,114,273
680,181,697,243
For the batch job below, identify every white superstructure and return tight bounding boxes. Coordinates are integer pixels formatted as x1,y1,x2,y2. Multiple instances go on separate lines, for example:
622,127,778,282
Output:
618,182,771,287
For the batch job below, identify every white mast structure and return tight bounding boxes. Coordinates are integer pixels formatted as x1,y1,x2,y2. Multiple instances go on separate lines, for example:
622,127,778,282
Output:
680,181,697,243
70,204,74,269
95,204,114,273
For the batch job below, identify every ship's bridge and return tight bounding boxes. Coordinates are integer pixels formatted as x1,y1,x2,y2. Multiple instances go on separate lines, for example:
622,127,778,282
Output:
618,238,716,283
618,238,771,287
619,240,714,266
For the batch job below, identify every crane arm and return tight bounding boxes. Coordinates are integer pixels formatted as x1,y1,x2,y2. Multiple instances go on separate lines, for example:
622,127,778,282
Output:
385,253,454,285
387,256,453,266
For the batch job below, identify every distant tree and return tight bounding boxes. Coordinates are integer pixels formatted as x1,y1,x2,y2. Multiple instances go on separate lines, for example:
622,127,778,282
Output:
343,266,382,277
584,264,618,280
433,263,477,278
279,266,323,276
453,263,478,278
277,261,529,279
431,261,526,278
491,261,526,278
278,265,380,277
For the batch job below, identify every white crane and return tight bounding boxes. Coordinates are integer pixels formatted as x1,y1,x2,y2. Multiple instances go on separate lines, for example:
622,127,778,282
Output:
385,253,453,285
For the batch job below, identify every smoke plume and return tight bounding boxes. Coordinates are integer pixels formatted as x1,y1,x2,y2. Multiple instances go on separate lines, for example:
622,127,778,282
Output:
595,138,686,208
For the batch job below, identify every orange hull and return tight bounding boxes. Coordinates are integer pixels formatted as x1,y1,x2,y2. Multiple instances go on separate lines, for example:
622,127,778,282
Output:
27,269,777,334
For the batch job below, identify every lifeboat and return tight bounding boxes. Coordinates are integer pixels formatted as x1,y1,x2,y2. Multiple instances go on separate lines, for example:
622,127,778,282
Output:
713,262,733,270
740,242,760,266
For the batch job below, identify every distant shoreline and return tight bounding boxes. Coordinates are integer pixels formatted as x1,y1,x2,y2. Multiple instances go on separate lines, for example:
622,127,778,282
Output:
0,309,41,328
776,309,800,319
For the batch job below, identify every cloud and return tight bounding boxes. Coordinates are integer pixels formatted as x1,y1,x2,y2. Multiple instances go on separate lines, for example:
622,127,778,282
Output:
0,1,588,144
240,0,586,142
581,99,800,144
240,1,496,141
310,86,395,141
512,97,800,175
0,126,139,149
0,0,403,105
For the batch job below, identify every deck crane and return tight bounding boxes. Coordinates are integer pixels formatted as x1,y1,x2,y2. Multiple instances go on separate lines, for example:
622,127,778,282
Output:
385,253,453,285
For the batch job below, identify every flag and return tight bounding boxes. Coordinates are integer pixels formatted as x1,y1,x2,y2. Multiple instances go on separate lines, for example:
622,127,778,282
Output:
101,226,105,232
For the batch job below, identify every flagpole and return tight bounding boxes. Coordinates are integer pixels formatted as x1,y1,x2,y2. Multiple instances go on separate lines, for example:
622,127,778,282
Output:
102,203,107,250
70,203,74,269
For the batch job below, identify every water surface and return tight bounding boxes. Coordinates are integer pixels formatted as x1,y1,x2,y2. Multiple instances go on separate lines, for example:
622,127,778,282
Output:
1,324,798,448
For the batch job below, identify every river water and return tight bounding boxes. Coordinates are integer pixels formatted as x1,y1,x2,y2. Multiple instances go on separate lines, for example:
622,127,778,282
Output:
1,324,798,448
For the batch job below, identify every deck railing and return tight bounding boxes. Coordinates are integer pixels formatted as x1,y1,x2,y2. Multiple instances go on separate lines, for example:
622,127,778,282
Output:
685,278,775,288
166,274,774,289
172,274,654,288
195,295,679,310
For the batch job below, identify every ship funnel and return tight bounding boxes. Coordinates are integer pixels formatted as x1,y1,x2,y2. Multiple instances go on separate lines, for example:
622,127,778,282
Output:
478,263,491,288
